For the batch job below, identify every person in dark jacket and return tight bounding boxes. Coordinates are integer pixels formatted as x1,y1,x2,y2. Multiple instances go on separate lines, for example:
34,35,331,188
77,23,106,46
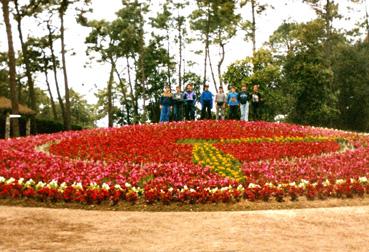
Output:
238,84,250,121
183,84,196,120
200,84,213,119
159,85,173,122
173,85,184,121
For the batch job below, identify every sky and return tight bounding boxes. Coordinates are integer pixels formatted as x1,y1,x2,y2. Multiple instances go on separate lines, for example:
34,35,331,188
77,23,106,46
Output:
0,0,368,126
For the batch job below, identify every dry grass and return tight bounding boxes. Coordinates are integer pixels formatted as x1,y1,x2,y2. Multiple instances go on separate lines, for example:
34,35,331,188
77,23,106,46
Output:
0,96,35,115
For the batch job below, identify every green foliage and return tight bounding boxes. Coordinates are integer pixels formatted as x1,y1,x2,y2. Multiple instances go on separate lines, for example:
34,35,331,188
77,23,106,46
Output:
222,59,252,86
334,41,369,131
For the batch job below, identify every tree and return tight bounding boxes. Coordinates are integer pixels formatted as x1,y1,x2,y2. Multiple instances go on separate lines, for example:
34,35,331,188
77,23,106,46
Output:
191,0,214,85
69,89,96,128
334,41,369,131
212,0,240,89
191,0,241,90
240,0,269,54
41,0,91,130
150,0,174,86
13,0,39,120
0,52,9,98
24,36,58,121
281,20,340,126
1,0,20,137
85,19,117,127
173,1,189,89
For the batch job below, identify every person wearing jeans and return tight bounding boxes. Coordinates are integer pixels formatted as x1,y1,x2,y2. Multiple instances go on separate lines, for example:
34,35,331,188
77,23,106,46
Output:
238,84,250,121
159,85,173,122
227,86,239,120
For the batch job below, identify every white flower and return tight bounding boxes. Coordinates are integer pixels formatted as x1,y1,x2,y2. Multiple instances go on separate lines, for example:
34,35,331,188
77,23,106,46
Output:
237,184,245,191
35,181,46,190
58,182,67,193
114,184,123,191
248,183,261,189
350,178,356,184
48,180,58,189
220,187,228,192
298,179,309,188
125,182,132,188
131,187,143,193
359,177,368,184
322,179,330,187
5,177,15,185
189,188,196,193
289,182,296,187
183,185,188,191
168,187,174,192
265,182,274,188
0,176,5,183
336,179,345,185
18,178,25,185
24,179,35,188
101,183,110,191
72,182,83,190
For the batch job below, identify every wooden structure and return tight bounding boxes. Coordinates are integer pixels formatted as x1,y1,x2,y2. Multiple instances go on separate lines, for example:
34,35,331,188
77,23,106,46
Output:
0,96,35,138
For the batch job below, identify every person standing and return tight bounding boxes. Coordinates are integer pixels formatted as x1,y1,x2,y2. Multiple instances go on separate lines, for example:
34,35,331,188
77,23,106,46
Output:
215,86,227,120
238,84,250,121
200,84,213,120
227,86,239,120
251,84,262,120
173,85,184,121
159,85,173,122
183,83,196,120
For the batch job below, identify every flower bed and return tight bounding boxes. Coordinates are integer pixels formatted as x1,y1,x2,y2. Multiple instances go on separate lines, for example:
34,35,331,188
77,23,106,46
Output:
0,121,368,205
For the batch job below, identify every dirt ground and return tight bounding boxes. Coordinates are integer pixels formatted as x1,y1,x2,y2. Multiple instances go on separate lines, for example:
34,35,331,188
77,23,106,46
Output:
0,205,369,252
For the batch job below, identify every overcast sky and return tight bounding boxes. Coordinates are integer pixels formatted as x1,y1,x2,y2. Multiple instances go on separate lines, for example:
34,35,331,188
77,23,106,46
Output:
0,0,368,126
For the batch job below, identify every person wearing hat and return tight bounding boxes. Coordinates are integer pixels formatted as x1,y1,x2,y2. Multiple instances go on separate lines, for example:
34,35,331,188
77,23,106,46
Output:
200,84,214,119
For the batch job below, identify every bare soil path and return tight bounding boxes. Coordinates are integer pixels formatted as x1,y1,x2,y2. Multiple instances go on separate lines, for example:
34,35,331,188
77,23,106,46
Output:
1,205,369,252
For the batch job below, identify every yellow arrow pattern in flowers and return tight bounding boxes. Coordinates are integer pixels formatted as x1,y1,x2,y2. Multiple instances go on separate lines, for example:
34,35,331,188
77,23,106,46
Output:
192,143,244,182
181,136,345,182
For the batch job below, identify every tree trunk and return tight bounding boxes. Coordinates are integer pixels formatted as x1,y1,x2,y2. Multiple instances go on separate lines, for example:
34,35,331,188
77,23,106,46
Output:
217,39,225,91
202,3,211,86
107,63,114,128
2,0,20,137
207,47,217,89
127,56,139,123
13,2,34,107
167,29,171,87
178,17,183,89
47,22,66,123
43,55,58,121
364,0,369,43
112,59,131,125
60,7,71,130
251,0,256,55
14,0,36,134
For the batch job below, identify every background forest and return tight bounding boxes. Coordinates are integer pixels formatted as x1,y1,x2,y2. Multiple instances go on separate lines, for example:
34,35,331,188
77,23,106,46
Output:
1,0,369,137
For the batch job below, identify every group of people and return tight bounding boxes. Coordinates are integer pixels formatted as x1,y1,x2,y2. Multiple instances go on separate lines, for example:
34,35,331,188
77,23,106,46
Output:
159,83,262,123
